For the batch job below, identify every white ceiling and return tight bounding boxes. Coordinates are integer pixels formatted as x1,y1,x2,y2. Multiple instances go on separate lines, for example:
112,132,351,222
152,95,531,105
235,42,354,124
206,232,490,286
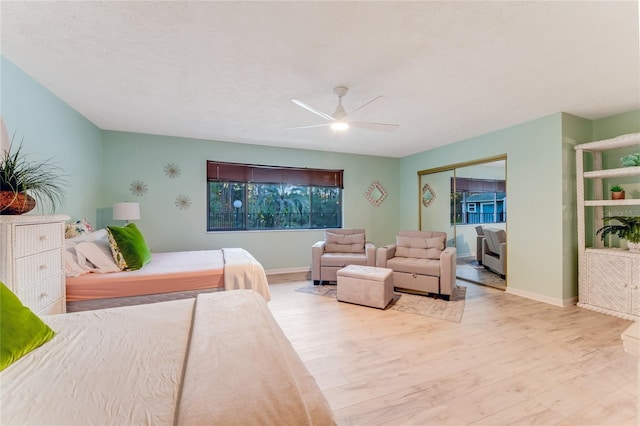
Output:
1,1,639,158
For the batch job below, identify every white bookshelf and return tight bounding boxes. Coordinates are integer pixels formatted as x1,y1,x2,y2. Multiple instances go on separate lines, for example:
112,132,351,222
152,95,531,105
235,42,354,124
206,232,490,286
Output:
575,133,640,320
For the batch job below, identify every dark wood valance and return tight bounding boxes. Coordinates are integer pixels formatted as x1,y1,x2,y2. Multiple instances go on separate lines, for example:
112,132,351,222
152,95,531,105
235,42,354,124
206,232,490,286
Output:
207,161,344,188
452,177,506,193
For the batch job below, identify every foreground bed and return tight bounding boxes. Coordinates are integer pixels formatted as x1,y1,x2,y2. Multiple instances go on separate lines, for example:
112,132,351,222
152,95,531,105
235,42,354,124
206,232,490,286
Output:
1,290,335,425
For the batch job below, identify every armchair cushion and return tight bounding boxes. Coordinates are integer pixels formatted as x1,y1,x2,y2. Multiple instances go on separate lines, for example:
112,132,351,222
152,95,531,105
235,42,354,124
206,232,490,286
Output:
387,257,441,276
395,235,445,260
325,232,365,253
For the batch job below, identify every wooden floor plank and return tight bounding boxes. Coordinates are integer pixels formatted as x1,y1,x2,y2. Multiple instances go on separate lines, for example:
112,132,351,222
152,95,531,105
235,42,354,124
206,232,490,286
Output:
267,277,637,426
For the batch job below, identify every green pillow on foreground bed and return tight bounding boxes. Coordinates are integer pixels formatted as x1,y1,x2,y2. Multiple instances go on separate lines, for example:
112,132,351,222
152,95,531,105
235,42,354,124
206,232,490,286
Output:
107,223,152,271
0,282,55,372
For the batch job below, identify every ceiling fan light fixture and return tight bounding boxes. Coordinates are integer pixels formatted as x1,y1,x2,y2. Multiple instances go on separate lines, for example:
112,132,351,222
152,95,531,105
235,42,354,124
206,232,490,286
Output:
331,121,349,131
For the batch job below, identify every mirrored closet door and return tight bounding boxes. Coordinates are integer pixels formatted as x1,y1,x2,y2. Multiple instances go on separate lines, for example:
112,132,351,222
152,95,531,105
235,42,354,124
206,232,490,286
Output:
419,156,507,289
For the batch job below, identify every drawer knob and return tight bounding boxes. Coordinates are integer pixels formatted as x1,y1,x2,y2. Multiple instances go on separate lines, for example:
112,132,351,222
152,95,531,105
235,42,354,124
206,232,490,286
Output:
39,264,48,270
39,235,47,241
39,292,48,299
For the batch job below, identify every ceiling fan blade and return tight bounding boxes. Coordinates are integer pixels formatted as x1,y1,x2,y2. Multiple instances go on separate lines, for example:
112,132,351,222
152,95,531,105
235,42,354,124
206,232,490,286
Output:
285,123,331,130
350,121,399,132
348,95,384,116
291,99,334,121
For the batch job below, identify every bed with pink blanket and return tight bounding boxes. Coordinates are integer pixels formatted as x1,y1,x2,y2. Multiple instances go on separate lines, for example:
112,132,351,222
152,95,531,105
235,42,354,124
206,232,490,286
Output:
1,290,335,425
65,230,271,304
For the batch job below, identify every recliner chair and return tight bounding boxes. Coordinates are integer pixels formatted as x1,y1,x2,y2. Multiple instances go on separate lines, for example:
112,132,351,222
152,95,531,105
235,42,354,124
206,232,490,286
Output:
482,228,507,278
376,230,456,300
311,229,376,285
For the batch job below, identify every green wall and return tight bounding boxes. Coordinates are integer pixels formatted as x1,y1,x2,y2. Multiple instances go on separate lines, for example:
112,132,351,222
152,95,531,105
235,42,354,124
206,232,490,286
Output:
100,131,400,271
399,110,639,305
400,114,568,304
560,113,593,300
3,54,638,301
0,57,103,222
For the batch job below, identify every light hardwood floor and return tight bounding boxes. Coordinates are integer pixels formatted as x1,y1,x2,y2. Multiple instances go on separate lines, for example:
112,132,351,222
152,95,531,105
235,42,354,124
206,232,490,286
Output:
267,275,637,426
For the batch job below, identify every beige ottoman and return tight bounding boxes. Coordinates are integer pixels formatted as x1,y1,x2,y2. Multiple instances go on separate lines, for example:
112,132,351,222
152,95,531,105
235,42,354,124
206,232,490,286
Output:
336,265,394,309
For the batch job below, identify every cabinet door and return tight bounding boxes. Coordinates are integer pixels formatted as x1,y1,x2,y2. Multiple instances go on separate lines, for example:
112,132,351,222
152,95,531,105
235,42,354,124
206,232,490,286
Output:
586,253,630,313
631,259,640,316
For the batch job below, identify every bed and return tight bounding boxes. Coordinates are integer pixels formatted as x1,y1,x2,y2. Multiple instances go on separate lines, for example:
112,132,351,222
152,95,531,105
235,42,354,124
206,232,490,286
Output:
64,228,271,305
1,290,336,425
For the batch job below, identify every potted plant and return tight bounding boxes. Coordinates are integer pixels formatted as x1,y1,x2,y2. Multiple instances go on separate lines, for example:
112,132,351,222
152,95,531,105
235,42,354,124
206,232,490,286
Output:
596,216,640,253
610,185,625,200
0,143,67,215
621,153,640,167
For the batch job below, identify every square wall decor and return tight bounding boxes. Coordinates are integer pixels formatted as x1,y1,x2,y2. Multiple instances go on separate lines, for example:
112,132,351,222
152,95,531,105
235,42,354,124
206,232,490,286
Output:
365,180,388,207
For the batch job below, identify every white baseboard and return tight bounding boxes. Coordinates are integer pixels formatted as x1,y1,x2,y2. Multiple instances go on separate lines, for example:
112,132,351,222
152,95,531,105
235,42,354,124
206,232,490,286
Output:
506,287,578,307
265,266,310,276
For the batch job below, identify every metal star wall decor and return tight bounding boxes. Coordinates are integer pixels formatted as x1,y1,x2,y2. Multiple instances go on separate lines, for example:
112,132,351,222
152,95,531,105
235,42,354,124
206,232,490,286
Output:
129,180,148,197
164,163,181,179
175,195,191,210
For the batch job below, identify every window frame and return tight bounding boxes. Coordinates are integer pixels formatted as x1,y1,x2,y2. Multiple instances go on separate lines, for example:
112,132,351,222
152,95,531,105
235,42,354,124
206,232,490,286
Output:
206,161,344,232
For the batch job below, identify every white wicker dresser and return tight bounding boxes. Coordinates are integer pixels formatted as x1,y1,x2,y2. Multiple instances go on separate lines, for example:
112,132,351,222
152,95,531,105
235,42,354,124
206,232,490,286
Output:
0,215,69,315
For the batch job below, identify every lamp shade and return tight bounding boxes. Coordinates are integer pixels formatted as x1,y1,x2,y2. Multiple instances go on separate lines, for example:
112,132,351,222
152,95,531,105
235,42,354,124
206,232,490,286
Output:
113,202,140,221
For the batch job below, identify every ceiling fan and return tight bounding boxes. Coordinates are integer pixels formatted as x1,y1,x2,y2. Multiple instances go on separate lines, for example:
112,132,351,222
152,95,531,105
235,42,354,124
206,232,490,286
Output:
287,86,399,133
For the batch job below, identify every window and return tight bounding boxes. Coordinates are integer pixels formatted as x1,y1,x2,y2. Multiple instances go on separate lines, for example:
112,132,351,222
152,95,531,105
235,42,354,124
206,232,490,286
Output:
207,161,343,231
451,178,506,225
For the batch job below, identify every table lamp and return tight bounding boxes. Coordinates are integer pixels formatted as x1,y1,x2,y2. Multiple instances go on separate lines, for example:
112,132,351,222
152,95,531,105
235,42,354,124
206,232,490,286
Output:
113,202,140,223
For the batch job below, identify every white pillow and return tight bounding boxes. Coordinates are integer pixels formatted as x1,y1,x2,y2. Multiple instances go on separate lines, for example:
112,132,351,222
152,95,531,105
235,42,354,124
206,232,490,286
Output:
75,241,121,273
63,248,91,277
64,230,115,276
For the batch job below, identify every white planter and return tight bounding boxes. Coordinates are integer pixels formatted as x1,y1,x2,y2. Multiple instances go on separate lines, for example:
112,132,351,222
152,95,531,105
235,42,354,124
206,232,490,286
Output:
628,242,640,253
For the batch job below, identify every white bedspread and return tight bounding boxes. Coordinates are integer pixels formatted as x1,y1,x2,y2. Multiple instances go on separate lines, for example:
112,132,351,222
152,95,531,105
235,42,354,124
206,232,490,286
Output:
1,299,195,425
1,291,335,425
222,247,271,301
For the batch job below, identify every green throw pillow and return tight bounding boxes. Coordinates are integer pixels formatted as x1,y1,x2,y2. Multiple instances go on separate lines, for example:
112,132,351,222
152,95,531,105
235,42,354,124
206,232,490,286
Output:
0,282,55,371
107,223,152,271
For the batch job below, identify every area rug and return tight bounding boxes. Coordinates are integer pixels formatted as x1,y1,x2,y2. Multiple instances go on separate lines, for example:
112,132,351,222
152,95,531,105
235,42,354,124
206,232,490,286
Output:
295,284,466,323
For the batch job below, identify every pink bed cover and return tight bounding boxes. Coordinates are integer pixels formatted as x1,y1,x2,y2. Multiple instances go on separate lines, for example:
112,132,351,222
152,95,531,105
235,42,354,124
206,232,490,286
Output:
66,250,224,301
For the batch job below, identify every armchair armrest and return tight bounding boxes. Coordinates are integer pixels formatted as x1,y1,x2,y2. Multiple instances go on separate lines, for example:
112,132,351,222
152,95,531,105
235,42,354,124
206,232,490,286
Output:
498,243,507,260
365,242,376,266
439,246,456,296
311,241,326,281
376,244,396,268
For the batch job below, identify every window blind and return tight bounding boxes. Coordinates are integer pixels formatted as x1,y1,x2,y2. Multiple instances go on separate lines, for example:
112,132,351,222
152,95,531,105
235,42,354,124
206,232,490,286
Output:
207,161,344,188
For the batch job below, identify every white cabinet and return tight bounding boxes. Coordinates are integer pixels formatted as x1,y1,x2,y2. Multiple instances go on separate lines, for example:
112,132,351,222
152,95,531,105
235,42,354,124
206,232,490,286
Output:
575,133,640,320
0,215,69,315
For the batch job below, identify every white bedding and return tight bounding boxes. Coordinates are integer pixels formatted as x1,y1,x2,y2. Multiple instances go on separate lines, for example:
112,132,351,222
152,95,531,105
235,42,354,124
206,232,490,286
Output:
1,299,194,425
222,247,271,301
1,291,335,425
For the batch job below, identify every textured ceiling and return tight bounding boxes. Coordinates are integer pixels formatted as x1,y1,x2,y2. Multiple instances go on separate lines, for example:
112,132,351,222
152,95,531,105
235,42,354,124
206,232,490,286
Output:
1,1,638,158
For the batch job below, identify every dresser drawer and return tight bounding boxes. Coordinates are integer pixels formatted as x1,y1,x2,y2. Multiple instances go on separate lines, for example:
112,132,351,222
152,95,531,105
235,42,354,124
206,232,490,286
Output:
14,250,63,287
14,223,63,258
17,275,65,314
36,298,66,316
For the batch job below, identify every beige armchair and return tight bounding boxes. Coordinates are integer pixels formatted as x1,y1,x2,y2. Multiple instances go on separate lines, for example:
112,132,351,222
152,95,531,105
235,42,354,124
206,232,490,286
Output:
312,229,376,285
376,230,456,300
482,228,507,278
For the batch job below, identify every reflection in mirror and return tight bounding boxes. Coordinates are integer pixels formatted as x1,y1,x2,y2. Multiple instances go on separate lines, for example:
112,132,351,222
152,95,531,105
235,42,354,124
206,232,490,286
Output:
419,157,507,290
422,183,435,207
453,160,506,290
371,188,383,200
420,170,455,248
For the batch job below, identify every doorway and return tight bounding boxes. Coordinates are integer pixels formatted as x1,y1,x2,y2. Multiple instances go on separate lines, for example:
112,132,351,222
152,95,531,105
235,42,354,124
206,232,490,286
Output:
418,156,507,290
